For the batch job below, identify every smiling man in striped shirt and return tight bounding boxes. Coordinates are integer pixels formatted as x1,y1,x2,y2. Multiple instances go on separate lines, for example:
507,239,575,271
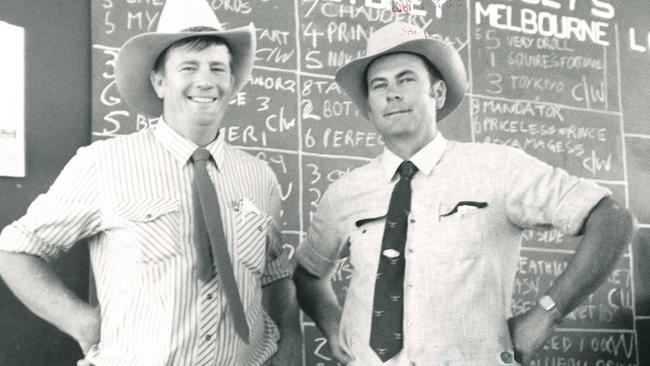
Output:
0,0,300,365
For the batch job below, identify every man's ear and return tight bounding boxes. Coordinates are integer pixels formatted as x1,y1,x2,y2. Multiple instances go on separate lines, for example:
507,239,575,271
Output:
430,79,447,110
150,70,165,99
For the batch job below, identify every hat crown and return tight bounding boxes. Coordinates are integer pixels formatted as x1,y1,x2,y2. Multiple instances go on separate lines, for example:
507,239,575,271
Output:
156,0,223,33
366,22,426,55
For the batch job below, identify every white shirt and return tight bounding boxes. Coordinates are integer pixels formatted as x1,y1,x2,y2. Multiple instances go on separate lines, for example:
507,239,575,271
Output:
296,134,610,366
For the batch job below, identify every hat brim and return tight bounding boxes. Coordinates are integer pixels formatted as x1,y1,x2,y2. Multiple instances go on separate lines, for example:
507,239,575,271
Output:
115,24,255,117
335,38,468,121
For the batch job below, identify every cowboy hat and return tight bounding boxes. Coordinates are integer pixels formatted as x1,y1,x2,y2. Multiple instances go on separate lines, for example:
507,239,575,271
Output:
335,21,467,121
115,0,255,117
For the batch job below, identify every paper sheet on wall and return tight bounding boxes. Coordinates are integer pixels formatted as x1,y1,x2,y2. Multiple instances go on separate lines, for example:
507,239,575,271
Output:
0,20,25,177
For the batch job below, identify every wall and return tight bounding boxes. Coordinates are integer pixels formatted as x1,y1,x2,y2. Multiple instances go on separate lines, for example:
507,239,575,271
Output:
0,0,91,365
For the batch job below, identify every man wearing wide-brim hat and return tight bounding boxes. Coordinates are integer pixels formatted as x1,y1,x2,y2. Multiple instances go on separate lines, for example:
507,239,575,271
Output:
293,21,634,366
0,0,301,365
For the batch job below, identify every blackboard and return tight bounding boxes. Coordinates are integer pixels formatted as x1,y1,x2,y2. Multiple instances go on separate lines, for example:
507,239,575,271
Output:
90,1,650,365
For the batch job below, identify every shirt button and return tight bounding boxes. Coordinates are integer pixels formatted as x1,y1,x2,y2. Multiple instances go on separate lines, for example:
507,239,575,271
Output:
206,293,213,300
410,362,417,366
409,218,416,224
407,283,413,289
258,225,264,232
205,334,212,341
362,229,367,234
145,213,152,219
408,248,414,254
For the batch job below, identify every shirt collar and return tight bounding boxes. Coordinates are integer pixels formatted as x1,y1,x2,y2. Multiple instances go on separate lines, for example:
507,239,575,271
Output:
377,132,447,181
153,117,225,170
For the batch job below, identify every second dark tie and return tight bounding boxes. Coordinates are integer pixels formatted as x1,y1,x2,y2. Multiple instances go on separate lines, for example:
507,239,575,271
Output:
192,148,249,343
369,160,418,362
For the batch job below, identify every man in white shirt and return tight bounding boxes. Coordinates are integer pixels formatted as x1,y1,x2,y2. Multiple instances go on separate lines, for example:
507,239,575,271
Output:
293,21,635,366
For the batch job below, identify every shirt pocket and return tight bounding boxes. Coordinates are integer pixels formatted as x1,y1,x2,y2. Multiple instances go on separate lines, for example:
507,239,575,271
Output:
348,210,387,275
428,199,488,264
235,209,271,275
113,197,181,264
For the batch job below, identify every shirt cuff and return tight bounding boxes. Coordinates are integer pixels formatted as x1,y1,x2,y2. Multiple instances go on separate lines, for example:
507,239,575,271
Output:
555,180,611,235
0,224,59,262
294,241,339,279
262,255,292,286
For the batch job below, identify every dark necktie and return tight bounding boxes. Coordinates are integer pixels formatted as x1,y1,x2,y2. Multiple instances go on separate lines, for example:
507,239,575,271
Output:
191,148,249,343
370,160,418,362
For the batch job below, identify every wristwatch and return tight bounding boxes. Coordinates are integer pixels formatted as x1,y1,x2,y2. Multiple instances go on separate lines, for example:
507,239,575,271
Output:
538,295,564,323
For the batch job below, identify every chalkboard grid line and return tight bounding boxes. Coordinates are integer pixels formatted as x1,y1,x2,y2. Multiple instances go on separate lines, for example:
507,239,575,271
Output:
554,327,637,334
281,230,303,237
614,23,639,366
614,24,632,210
625,133,650,140
468,93,622,117
638,223,650,229
522,246,631,260
252,65,336,81
602,45,608,111
521,247,578,255
291,2,307,365
465,0,476,144
589,179,626,185
235,145,373,162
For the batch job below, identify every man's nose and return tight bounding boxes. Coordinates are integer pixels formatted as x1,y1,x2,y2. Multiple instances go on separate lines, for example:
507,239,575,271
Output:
386,85,402,101
194,70,215,89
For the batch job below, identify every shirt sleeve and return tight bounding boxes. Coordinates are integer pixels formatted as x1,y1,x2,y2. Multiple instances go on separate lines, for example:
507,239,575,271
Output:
262,176,292,286
294,182,348,279
0,146,102,261
504,148,610,235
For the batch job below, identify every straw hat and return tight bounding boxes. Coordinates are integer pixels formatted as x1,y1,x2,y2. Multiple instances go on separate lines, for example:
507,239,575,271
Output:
335,22,467,121
115,0,255,117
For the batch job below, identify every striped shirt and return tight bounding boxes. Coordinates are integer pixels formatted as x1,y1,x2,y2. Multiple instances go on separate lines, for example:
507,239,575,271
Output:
0,119,291,366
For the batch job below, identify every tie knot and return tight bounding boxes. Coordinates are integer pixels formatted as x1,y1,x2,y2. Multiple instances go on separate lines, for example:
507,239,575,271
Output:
397,161,418,179
191,148,211,163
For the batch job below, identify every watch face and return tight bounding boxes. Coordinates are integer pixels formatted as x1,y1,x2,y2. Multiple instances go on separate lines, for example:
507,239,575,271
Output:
539,295,556,310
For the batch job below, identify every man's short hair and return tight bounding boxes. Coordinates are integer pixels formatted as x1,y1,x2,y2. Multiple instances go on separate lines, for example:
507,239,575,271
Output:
364,52,443,96
152,27,233,74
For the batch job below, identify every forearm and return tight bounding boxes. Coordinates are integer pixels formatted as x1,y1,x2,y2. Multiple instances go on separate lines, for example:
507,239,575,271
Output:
547,197,635,316
0,250,98,342
263,276,301,338
293,265,342,339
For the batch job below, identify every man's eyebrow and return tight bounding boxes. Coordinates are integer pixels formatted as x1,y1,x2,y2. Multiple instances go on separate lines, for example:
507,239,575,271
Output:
368,75,387,84
208,61,229,67
395,69,416,78
369,69,417,84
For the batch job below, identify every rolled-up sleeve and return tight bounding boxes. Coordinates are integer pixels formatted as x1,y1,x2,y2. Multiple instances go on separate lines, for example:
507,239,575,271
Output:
0,146,102,261
294,183,347,279
505,148,610,235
